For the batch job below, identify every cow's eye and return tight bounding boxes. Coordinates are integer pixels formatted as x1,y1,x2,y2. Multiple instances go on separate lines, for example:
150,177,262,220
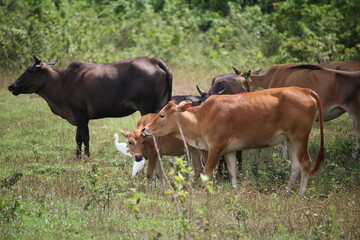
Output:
128,141,132,145
159,114,165,118
142,141,145,144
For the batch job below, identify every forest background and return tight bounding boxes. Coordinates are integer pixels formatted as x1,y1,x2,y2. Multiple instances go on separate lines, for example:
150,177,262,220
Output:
1,0,359,74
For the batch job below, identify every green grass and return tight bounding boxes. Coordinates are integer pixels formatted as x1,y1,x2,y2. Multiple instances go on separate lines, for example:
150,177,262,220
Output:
1,73,360,239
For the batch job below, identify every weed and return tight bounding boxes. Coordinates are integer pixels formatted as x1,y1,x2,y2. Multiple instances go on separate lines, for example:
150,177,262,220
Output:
0,172,24,223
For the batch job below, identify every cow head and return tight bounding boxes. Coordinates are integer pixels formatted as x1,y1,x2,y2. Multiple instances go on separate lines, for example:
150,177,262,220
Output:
142,101,193,137
231,66,253,92
196,85,227,104
8,54,58,96
120,130,147,162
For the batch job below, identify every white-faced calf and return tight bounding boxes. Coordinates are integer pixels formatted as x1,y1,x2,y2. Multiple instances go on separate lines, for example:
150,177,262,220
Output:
121,113,202,191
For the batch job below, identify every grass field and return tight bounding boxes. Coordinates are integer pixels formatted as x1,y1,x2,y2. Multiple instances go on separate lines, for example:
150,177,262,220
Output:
1,72,359,239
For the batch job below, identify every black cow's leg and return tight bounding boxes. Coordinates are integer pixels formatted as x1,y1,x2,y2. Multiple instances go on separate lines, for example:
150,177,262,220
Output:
236,150,243,171
80,122,90,158
75,113,90,159
216,157,227,180
76,126,82,158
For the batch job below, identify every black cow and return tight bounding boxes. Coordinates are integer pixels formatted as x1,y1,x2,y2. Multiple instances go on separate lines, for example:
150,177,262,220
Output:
171,95,201,106
196,73,247,103
194,67,261,176
196,67,263,103
8,55,173,158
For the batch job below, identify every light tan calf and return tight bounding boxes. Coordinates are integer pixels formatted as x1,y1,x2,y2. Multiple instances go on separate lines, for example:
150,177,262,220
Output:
143,87,325,197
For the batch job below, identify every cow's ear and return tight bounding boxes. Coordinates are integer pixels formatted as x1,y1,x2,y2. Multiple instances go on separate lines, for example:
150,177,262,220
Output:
32,54,41,64
164,101,176,110
47,60,58,67
176,101,192,112
244,70,252,79
252,68,262,75
120,130,129,138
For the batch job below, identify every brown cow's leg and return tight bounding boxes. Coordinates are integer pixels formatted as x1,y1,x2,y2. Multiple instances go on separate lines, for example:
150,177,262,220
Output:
286,142,300,193
146,153,158,191
204,150,221,176
203,147,223,190
190,148,202,181
224,152,239,195
281,140,289,158
154,158,165,191
291,140,311,198
346,106,360,159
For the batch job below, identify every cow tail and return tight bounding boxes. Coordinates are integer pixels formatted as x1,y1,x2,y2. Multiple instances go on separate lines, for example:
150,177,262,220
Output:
309,90,325,175
157,59,173,104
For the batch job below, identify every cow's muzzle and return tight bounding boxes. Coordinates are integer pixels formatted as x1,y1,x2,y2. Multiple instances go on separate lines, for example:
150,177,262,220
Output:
134,155,143,162
8,83,20,95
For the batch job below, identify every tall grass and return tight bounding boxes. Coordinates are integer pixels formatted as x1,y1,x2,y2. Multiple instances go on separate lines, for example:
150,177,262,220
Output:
1,71,359,239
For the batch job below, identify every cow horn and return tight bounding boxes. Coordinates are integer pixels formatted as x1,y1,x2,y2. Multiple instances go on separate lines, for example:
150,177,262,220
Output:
232,66,241,75
32,54,41,64
196,85,206,96
217,87,227,95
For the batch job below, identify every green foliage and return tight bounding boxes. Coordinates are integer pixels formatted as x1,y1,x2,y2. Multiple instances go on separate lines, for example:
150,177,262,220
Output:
0,173,24,223
1,0,357,74
82,164,119,212
267,0,360,63
1,172,23,189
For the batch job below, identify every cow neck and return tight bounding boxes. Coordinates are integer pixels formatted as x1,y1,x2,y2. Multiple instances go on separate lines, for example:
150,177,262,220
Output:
249,74,268,90
174,113,191,161
174,108,201,140
36,68,74,124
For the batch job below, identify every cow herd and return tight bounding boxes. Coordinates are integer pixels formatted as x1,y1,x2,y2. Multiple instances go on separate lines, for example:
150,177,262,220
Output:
8,55,360,197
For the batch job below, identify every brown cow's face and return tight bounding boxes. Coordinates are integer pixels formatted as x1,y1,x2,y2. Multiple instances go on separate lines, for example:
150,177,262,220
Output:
8,55,57,95
121,130,147,162
143,101,192,137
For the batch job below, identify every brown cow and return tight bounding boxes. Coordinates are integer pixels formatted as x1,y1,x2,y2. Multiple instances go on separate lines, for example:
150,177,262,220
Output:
234,60,360,153
8,55,172,158
121,113,202,191
142,87,325,197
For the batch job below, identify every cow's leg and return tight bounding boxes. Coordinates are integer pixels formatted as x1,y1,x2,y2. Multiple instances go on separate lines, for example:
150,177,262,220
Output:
291,139,311,198
82,124,90,157
281,140,289,158
146,154,157,191
216,156,227,180
204,148,222,176
75,127,82,158
154,158,165,191
236,150,243,171
224,151,239,195
203,147,223,190
190,148,202,181
346,107,360,158
286,142,300,193
75,114,90,158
